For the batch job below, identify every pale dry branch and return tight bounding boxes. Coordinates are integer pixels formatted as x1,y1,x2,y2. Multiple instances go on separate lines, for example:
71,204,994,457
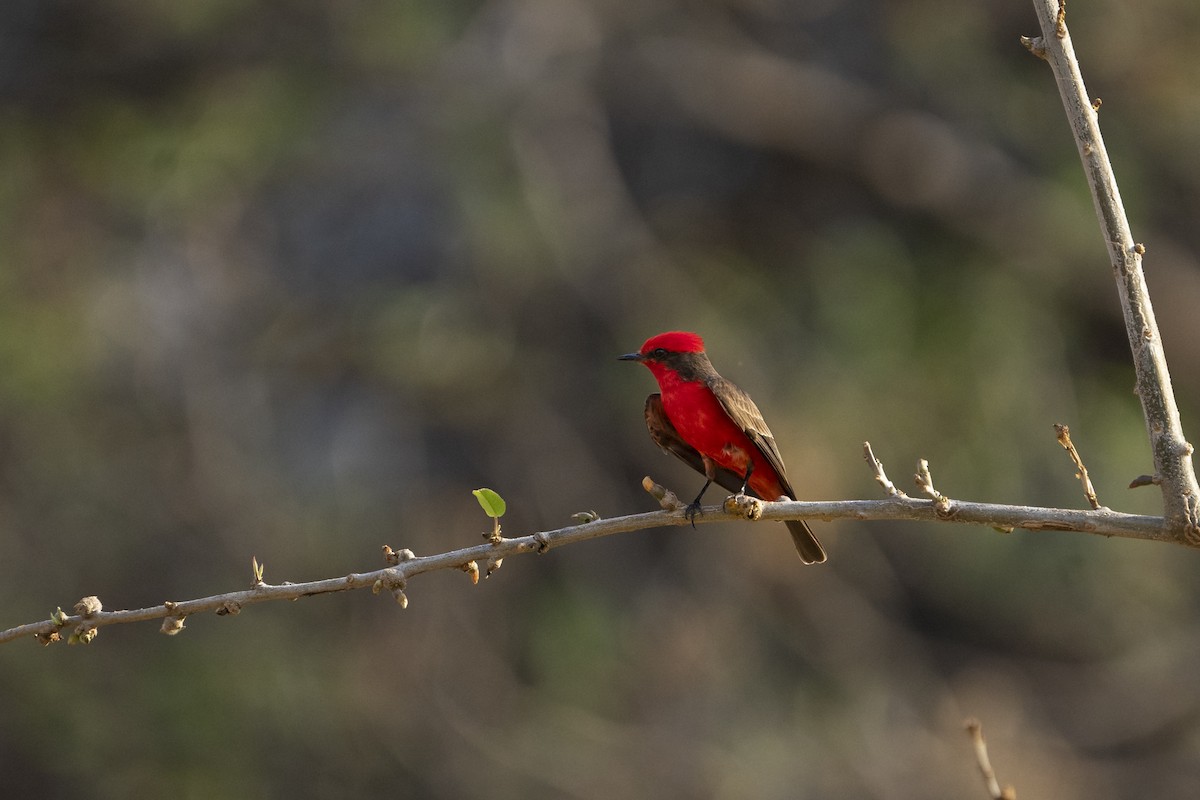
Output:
965,718,1017,800
1028,0,1200,542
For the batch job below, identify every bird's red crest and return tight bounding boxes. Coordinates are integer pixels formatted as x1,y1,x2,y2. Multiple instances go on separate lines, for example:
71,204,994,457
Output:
641,331,705,354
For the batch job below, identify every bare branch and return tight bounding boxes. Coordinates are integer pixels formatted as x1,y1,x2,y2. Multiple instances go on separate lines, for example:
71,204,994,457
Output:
1027,0,1200,542
2,471,1177,646
965,718,1017,800
1054,423,1102,509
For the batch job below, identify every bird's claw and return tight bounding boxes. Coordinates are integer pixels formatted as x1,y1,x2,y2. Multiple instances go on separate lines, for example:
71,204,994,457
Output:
683,501,703,528
724,492,763,521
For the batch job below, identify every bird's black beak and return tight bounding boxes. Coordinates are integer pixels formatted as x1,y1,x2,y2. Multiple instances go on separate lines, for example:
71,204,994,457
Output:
618,352,645,362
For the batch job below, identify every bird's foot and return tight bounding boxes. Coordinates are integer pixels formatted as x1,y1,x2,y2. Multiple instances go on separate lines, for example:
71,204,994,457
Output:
724,493,763,521
683,500,704,528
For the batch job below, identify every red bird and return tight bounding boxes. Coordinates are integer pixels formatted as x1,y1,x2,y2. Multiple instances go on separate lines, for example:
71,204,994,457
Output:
620,331,826,564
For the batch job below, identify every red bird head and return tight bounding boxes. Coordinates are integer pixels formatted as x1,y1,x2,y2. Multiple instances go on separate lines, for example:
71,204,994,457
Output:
638,331,705,355
618,331,710,384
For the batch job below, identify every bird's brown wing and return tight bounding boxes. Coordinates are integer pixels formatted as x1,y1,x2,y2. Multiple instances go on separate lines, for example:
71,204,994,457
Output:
644,394,744,494
706,376,797,499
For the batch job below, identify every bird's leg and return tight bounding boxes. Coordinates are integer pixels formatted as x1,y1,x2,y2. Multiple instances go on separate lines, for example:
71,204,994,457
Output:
684,455,723,526
684,479,712,527
737,462,754,496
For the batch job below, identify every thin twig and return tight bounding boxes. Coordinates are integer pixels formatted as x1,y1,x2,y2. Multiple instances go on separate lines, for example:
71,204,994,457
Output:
965,718,1017,800
1129,473,1159,489
863,441,908,498
1028,0,1200,542
1054,423,1102,509
914,459,954,517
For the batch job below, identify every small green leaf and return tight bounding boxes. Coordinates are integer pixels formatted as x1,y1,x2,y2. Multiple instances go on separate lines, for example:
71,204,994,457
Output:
473,488,506,518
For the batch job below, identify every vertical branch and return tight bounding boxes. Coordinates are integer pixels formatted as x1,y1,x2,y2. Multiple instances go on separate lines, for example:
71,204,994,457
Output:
1026,0,1200,542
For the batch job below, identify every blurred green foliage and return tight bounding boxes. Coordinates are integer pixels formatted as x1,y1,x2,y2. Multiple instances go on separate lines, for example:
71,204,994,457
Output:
2,1,1200,797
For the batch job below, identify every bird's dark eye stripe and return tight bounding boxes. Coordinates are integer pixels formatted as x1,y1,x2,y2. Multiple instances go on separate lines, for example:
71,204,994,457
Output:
652,348,668,358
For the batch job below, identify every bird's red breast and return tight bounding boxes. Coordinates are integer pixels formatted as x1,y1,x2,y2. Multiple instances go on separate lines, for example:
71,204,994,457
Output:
653,364,788,501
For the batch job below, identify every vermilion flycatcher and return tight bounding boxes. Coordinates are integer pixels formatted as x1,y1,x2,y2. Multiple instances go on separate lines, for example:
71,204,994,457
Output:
620,331,826,564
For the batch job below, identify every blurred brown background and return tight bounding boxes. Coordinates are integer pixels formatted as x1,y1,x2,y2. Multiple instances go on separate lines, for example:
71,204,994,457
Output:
3,1,1200,797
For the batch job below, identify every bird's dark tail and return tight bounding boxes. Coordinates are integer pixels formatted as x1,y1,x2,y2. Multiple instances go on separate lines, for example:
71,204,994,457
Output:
786,520,827,564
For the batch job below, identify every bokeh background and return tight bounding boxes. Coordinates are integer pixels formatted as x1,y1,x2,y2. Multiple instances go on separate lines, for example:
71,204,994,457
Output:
3,1,1200,797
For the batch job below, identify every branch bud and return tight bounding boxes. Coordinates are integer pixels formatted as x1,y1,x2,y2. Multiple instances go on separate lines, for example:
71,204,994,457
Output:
73,596,102,618
160,617,186,636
